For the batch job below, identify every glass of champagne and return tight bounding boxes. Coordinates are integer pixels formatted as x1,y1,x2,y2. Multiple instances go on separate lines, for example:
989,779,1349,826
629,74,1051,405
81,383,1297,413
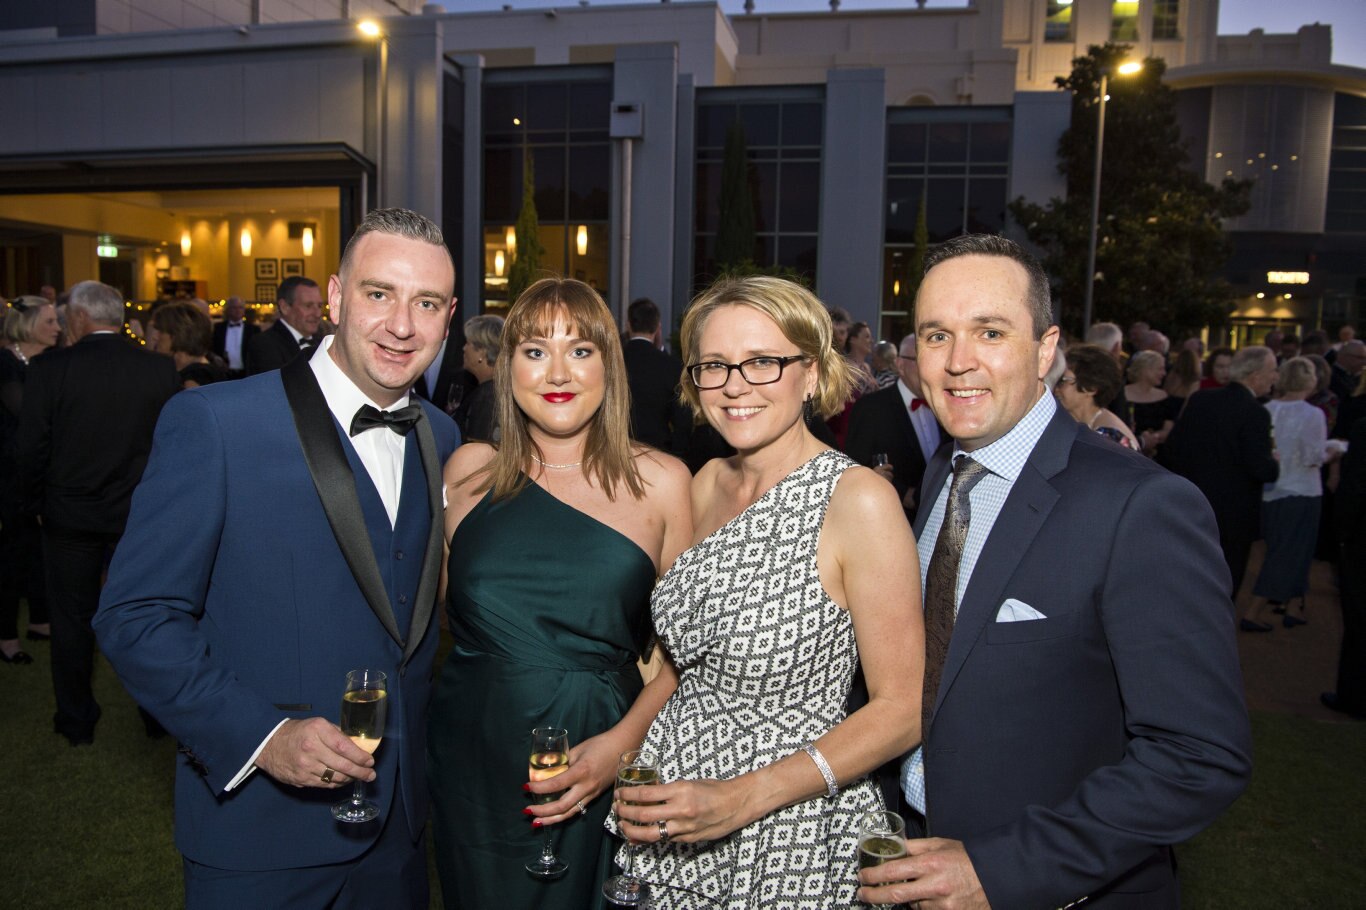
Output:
602,749,660,907
332,669,387,823
857,809,907,871
525,726,571,879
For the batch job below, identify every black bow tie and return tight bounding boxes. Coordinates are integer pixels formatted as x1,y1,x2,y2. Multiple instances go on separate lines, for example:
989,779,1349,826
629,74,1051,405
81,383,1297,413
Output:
350,403,422,437
298,336,313,348
227,321,243,328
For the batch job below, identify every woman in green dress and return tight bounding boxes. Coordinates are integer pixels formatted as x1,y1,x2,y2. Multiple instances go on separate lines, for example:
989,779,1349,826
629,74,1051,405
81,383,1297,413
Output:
428,277,692,909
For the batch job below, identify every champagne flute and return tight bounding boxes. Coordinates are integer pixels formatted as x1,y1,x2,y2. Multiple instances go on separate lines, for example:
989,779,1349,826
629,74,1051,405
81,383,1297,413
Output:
857,809,907,870
602,749,660,907
332,669,387,823
525,726,571,879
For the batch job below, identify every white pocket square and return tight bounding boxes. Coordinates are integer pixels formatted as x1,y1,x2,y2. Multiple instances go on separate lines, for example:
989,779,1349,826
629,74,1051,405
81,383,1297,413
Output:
996,598,1047,622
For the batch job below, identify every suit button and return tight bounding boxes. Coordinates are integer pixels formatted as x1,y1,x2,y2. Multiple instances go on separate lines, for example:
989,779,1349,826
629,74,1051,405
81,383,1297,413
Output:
395,550,404,560
399,594,408,604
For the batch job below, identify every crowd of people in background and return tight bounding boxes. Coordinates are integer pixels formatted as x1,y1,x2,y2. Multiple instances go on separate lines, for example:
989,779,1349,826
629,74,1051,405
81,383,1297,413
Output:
0,225,1361,910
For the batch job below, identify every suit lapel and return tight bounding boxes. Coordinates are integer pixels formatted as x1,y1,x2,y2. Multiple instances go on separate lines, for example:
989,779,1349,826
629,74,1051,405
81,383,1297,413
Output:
933,411,1075,716
280,354,404,648
914,448,953,537
402,411,444,669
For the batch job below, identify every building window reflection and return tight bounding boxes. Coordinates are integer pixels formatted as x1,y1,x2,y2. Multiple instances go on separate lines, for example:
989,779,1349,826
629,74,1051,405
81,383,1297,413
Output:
1152,0,1181,41
1111,0,1140,42
882,108,1011,338
693,91,823,293
1044,0,1073,43
481,70,612,310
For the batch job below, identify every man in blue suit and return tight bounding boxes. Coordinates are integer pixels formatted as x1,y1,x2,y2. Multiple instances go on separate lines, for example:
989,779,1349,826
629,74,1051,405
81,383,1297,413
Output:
94,208,461,909
861,235,1251,909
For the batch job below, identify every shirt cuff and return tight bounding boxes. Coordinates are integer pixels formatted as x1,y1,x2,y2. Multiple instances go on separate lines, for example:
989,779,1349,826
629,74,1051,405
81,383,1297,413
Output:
224,718,289,792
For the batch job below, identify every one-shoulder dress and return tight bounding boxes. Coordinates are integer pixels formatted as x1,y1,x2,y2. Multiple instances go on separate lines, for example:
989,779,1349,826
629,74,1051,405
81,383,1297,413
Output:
429,480,656,909
615,450,881,909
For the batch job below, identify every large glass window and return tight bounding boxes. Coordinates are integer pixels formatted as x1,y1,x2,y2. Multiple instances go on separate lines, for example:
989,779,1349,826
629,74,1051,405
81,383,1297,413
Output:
1327,92,1366,234
693,90,823,292
882,108,1011,339
482,70,612,309
1152,0,1180,40
1111,0,1139,41
1045,0,1073,43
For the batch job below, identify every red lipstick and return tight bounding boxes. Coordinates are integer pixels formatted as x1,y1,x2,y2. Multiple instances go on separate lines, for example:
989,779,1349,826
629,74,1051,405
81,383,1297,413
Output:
542,393,576,403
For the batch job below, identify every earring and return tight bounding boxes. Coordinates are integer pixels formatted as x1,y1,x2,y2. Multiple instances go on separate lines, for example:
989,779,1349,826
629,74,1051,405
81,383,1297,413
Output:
802,395,815,422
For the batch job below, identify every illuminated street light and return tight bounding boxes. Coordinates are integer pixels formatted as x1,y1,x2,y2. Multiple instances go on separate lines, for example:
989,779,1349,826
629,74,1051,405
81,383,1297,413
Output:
1082,59,1144,332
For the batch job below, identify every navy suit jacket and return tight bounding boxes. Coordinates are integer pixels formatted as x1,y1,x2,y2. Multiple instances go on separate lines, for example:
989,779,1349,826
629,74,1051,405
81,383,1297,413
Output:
94,353,459,871
914,406,1251,908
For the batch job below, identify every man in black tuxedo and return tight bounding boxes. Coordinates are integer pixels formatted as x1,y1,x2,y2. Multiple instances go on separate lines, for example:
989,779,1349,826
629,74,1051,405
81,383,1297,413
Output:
212,296,259,378
245,276,323,375
845,333,941,520
1162,345,1280,601
16,280,180,745
1324,413,1366,718
413,319,473,415
622,297,691,455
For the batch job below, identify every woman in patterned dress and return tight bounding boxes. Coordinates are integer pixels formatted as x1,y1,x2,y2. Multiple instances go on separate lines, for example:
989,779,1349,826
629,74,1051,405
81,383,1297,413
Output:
611,276,924,908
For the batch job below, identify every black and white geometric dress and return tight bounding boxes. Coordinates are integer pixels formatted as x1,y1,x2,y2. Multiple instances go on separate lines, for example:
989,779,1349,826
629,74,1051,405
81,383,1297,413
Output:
618,449,881,909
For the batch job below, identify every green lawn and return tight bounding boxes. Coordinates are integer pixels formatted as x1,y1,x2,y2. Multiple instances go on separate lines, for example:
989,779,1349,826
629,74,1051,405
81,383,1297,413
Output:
5,626,1363,908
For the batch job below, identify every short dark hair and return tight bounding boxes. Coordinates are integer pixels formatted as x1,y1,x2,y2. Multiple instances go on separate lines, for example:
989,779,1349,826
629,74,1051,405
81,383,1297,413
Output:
276,276,319,307
921,234,1053,338
338,207,452,282
1065,344,1123,407
150,301,212,357
627,297,661,334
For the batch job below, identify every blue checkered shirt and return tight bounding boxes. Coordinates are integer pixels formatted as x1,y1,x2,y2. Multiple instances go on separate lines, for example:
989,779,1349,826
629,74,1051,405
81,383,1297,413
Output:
902,391,1057,814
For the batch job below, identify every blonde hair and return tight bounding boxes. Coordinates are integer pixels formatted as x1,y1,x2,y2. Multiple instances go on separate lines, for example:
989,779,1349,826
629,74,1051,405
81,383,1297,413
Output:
1276,356,1317,395
678,276,853,419
466,277,644,502
1127,350,1165,383
3,296,52,344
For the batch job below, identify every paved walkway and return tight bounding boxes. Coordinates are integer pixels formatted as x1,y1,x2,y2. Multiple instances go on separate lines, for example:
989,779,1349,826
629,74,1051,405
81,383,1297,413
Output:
1235,542,1351,720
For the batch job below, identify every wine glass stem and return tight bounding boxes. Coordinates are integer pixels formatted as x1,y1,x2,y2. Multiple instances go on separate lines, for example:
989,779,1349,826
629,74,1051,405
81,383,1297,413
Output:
622,840,636,880
352,780,365,806
540,829,558,865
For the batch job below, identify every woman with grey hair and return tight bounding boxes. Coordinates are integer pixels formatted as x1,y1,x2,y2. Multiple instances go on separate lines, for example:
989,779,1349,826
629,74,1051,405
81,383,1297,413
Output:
1241,357,1339,631
454,313,504,443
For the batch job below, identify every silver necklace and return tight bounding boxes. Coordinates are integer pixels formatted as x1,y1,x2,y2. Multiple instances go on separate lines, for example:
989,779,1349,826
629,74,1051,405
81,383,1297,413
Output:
10,347,28,366
531,454,583,470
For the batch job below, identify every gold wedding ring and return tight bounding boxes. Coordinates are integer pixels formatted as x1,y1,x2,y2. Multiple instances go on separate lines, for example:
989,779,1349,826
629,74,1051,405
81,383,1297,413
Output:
321,767,336,784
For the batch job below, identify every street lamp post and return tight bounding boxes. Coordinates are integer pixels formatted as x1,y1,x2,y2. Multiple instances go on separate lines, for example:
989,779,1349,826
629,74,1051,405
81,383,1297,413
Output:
1081,61,1142,333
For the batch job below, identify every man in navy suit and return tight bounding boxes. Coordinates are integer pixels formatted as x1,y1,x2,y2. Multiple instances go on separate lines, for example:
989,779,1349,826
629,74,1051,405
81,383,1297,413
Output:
860,235,1250,909
94,209,461,909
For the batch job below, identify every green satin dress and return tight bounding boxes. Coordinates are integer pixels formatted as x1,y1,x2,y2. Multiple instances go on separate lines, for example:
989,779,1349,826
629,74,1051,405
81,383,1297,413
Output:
428,480,656,910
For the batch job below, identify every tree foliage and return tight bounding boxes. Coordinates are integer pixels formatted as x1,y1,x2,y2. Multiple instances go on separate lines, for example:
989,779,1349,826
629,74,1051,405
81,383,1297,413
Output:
1009,44,1251,337
507,149,545,305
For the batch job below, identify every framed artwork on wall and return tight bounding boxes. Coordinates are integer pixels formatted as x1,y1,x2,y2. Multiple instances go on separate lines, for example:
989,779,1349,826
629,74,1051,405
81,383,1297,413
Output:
255,258,279,281
255,284,277,303
281,259,305,279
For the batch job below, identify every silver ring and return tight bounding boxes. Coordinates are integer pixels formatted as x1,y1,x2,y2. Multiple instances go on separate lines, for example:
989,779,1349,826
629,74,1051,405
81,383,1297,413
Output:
320,767,335,784
657,819,670,842
575,799,588,814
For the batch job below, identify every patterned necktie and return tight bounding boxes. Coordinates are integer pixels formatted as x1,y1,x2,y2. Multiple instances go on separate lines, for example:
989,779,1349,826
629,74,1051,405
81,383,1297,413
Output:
921,456,988,740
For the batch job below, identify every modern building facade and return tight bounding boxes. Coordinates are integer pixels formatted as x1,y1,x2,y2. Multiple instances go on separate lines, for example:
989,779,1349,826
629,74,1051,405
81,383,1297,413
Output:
0,0,1360,341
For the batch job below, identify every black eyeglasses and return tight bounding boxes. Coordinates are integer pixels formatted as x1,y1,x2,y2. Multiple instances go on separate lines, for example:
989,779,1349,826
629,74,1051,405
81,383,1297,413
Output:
687,355,808,389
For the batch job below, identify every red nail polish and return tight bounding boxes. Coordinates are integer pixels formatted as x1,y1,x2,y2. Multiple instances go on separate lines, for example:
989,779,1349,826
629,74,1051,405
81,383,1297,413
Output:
522,807,534,815
531,819,543,828
522,783,531,792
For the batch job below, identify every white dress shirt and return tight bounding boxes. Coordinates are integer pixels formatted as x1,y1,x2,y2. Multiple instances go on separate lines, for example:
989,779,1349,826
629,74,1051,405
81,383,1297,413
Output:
224,322,245,370
897,379,941,462
226,334,411,790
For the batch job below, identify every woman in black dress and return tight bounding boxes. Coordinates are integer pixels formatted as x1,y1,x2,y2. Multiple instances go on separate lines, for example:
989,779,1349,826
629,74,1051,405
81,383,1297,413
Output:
1,296,60,663
453,313,503,443
150,301,227,388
